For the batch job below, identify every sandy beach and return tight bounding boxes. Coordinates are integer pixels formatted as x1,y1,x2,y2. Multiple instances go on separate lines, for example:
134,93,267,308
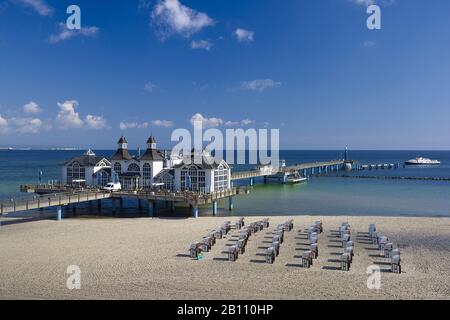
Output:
0,215,449,300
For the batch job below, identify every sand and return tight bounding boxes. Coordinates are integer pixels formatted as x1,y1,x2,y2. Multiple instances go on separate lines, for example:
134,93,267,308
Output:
0,215,449,300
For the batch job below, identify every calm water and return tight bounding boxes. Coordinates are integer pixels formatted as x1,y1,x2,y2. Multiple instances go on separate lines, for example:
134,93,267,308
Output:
1,150,449,217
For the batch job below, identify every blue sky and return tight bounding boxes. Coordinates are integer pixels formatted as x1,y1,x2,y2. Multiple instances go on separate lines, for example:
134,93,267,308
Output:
1,0,450,150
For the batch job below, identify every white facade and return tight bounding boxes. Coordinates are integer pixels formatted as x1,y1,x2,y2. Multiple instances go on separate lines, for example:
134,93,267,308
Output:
172,158,231,193
62,138,232,194
62,150,111,187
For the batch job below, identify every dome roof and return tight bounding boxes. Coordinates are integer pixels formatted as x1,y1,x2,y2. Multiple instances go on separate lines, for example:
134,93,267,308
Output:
147,136,156,144
118,136,128,144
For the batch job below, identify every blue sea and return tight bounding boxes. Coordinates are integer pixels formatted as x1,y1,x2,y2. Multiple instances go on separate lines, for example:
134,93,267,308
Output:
1,150,449,217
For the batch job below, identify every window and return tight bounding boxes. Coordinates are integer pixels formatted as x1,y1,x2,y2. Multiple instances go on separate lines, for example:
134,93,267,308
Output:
114,162,121,174
161,173,174,191
67,162,85,184
128,163,140,173
181,165,206,193
100,171,110,186
214,164,229,191
143,163,152,188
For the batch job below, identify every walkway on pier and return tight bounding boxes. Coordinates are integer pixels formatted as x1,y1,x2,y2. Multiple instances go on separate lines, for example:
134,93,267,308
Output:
1,187,250,218
231,160,346,181
0,191,111,216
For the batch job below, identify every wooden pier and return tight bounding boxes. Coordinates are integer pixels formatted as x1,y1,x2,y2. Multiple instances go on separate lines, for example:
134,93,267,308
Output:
1,187,250,219
2,159,348,220
231,160,348,183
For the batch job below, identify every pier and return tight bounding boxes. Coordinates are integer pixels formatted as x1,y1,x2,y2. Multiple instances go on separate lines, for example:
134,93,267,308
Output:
231,160,349,183
1,187,250,219
2,159,350,220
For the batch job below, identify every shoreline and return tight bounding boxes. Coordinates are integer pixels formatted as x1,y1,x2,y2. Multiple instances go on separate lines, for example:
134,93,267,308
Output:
1,215,449,300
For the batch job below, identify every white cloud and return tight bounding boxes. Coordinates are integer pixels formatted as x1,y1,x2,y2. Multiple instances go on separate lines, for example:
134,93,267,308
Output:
234,28,254,43
48,23,99,44
9,117,44,134
144,82,159,93
152,120,174,128
190,113,223,128
241,79,281,92
225,119,255,127
0,114,8,133
190,39,212,51
119,121,149,130
23,101,41,114
151,0,215,39
0,114,49,134
56,100,84,129
85,115,107,130
14,0,53,16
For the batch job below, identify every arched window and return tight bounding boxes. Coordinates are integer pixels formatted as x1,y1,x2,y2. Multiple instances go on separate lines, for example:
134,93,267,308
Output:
128,163,140,173
114,162,122,174
214,163,229,191
161,173,174,191
101,171,110,186
143,163,152,188
181,165,206,192
67,162,85,184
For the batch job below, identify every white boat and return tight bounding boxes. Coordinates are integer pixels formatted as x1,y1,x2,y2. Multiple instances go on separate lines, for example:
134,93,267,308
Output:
286,176,307,184
405,157,440,165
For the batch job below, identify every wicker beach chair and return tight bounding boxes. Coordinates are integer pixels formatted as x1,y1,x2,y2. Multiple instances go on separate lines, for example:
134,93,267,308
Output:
391,255,401,274
274,230,284,244
237,239,246,255
342,234,350,247
315,220,323,233
344,246,354,263
235,218,245,230
189,243,202,259
272,241,280,256
341,253,351,271
378,236,388,251
228,245,239,262
302,251,313,268
266,247,276,264
384,243,394,258
201,237,211,252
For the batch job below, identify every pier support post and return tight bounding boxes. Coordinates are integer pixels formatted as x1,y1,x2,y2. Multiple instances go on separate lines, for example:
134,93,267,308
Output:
192,205,199,218
250,178,254,186
264,176,268,184
212,201,218,216
138,199,142,209
112,198,116,214
119,198,124,208
56,206,62,221
97,200,102,210
282,175,287,184
147,201,156,217
170,201,175,213
228,197,234,211
72,205,77,216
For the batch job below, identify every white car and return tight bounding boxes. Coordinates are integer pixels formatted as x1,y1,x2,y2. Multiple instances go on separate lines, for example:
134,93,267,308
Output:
102,182,122,192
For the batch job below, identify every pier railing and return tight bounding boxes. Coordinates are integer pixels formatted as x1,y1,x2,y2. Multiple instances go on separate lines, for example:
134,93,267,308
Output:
113,187,250,205
0,191,111,216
